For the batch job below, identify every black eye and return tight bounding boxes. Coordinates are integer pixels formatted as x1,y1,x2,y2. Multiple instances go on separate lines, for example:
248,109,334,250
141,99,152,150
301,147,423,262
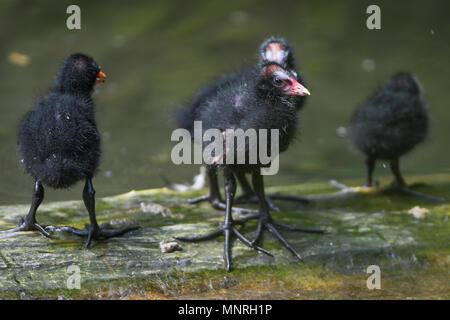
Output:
272,77,283,87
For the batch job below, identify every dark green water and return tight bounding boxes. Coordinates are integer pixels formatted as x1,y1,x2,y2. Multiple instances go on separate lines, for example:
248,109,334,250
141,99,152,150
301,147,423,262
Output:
0,0,449,205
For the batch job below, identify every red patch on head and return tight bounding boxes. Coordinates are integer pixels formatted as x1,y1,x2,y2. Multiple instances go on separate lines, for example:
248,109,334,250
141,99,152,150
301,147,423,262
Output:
266,42,285,52
264,42,287,64
261,64,285,80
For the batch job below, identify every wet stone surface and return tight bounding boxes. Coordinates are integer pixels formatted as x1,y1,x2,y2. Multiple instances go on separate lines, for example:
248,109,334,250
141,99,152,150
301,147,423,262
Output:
0,174,449,299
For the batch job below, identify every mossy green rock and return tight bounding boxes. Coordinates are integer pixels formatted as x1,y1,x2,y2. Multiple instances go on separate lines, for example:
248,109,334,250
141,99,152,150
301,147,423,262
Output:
0,175,449,299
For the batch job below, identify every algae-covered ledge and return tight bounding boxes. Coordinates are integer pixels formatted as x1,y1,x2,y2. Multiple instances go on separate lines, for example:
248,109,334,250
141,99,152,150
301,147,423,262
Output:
0,175,449,299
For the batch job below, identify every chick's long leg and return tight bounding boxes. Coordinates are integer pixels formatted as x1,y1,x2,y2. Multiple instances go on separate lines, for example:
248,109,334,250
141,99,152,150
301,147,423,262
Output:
45,177,139,247
388,158,445,203
389,158,405,188
365,156,376,187
188,166,258,214
177,168,272,271
250,170,324,261
0,180,50,238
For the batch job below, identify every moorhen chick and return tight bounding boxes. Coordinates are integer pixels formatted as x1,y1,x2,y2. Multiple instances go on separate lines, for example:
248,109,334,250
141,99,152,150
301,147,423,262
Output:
348,72,442,201
0,53,138,246
176,62,323,271
180,37,310,213
234,37,311,205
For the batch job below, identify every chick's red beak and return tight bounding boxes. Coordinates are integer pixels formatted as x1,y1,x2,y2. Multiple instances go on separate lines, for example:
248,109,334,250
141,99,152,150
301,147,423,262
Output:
287,77,310,96
96,71,107,84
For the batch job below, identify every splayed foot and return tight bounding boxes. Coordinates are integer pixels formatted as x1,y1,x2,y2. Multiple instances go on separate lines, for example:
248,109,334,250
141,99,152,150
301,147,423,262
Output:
252,214,325,261
0,217,51,238
176,220,272,271
46,224,139,248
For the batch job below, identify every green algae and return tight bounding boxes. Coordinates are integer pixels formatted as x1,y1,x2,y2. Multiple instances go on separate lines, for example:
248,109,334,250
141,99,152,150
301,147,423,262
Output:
0,174,449,299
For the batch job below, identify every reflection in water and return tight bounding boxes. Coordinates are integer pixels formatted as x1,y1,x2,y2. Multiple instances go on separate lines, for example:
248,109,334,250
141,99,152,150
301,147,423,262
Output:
0,0,448,204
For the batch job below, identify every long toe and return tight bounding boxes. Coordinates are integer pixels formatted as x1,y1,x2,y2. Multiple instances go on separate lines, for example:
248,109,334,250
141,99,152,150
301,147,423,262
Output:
211,199,258,214
265,222,303,261
33,223,52,238
45,225,89,237
175,229,223,242
268,194,311,205
274,221,325,234
45,225,138,247
251,219,264,246
99,226,140,239
0,220,51,238
232,227,273,257
265,197,280,212
0,225,27,234
234,213,260,225
399,187,446,203
190,194,258,214
188,194,211,204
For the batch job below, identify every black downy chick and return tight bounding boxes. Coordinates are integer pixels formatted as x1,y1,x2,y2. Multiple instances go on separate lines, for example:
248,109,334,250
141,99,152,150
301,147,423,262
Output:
234,37,311,205
180,37,309,213
176,62,323,271
0,54,138,246
348,72,442,201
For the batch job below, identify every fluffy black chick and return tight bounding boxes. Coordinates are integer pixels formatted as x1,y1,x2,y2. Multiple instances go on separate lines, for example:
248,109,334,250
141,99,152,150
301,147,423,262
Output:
178,37,309,213
176,62,322,271
348,72,429,188
1,53,137,246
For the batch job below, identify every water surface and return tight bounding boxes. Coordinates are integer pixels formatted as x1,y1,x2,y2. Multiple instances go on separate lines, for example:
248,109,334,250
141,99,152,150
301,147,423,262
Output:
0,0,448,205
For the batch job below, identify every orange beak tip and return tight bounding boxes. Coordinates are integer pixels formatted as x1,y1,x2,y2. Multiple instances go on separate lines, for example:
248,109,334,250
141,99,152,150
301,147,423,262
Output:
96,71,107,84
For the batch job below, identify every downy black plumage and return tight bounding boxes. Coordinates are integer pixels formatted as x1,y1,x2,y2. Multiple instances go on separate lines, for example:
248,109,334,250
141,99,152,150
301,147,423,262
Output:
178,37,310,213
1,53,138,245
19,55,102,189
176,62,322,271
348,72,429,188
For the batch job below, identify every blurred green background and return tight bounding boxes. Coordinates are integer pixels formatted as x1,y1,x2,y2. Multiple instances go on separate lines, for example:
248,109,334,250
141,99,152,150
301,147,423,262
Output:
0,0,448,205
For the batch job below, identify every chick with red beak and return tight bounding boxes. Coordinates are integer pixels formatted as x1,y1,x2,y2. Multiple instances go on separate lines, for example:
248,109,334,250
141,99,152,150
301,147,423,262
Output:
271,71,310,96
263,64,311,98
289,78,311,96
176,61,323,271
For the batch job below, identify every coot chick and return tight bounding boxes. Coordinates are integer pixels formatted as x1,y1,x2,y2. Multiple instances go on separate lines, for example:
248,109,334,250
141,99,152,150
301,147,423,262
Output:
0,53,138,246
348,72,441,201
176,62,323,271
